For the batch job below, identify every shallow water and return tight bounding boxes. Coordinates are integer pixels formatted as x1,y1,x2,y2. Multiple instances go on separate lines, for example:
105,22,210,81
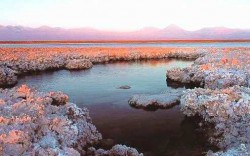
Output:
1,41,250,48
18,59,214,155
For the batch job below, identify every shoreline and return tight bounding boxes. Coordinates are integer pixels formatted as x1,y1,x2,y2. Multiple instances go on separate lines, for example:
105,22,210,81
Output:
0,47,250,155
0,47,204,87
1,40,250,44
166,49,250,155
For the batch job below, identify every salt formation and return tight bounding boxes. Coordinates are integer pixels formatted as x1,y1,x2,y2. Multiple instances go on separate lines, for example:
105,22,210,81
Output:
65,58,93,70
0,85,143,155
0,85,101,155
207,144,250,156
118,85,131,89
86,144,143,156
0,47,205,87
129,88,184,110
171,50,250,155
181,86,250,148
167,51,250,89
0,66,17,87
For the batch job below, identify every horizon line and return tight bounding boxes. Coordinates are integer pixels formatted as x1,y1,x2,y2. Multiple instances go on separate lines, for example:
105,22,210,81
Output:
1,24,250,32
1,39,250,44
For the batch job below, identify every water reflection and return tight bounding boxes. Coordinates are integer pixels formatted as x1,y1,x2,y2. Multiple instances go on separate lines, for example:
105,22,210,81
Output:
17,59,214,155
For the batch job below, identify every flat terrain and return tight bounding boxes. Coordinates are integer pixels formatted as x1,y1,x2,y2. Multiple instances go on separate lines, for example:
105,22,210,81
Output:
1,40,250,44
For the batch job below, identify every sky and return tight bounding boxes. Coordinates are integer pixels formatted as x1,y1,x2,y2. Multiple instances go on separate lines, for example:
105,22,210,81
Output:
0,0,250,31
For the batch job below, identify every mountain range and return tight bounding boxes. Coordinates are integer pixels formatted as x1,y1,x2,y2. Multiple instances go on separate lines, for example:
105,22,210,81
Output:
1,24,250,41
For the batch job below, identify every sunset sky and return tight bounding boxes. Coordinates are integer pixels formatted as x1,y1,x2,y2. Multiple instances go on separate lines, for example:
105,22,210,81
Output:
0,0,250,31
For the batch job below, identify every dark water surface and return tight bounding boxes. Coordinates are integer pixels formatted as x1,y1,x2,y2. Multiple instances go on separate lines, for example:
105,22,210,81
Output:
18,59,214,156
1,41,250,48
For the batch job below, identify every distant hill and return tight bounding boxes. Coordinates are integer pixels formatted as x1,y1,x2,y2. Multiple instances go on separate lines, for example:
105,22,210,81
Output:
1,24,250,41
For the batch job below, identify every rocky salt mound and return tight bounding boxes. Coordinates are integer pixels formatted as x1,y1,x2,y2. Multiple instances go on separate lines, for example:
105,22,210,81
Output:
87,145,143,156
0,85,142,156
117,85,131,89
181,86,250,155
167,51,250,89
65,58,93,70
129,88,184,110
0,85,101,155
0,66,17,87
207,144,250,156
166,50,250,155
181,86,250,147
